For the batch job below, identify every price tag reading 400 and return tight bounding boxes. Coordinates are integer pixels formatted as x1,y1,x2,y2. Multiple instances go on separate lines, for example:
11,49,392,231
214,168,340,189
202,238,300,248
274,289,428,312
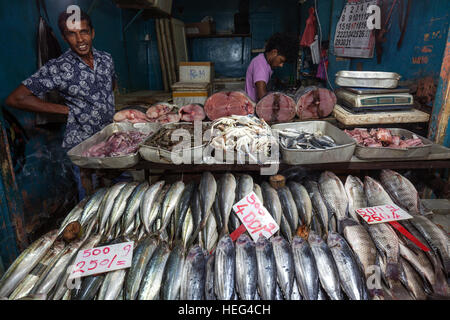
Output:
232,192,279,242
69,241,134,279
356,204,413,224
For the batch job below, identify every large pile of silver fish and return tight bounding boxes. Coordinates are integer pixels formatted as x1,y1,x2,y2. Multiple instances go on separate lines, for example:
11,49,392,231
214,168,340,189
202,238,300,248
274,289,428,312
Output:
0,169,448,300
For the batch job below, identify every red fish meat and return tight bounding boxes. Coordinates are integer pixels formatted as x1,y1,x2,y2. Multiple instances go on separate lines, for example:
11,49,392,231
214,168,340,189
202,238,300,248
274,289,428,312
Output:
255,92,296,123
204,91,255,120
178,103,206,122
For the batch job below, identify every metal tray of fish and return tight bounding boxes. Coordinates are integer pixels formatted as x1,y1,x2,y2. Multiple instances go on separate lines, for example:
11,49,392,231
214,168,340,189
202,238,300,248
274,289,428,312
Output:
139,122,209,164
67,122,160,169
271,121,356,165
335,71,401,89
354,128,433,160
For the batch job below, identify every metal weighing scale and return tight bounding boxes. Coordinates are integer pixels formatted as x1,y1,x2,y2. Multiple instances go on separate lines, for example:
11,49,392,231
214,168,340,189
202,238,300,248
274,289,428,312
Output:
335,87,414,113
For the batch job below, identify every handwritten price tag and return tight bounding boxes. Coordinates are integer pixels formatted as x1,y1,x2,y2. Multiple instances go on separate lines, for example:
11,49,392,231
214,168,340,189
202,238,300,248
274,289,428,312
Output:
356,204,413,224
232,192,279,242
68,241,134,279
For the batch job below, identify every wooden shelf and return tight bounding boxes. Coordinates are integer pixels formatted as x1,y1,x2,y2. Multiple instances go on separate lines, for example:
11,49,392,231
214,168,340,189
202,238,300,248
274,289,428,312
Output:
186,33,251,39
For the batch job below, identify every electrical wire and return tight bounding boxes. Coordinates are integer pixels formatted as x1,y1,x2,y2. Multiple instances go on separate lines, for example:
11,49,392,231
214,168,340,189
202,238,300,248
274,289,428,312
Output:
314,0,334,90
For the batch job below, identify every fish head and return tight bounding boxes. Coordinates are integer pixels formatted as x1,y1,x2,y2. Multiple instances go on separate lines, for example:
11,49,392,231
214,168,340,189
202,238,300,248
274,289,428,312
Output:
326,231,344,249
292,235,307,248
236,233,252,246
307,231,323,245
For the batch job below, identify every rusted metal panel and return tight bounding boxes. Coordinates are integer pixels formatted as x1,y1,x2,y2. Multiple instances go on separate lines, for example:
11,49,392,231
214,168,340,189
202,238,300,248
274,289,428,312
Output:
428,26,450,147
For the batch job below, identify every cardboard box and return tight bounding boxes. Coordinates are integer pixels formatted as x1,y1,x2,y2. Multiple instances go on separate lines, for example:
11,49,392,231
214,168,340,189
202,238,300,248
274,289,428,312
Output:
185,21,216,35
179,62,214,83
172,81,211,106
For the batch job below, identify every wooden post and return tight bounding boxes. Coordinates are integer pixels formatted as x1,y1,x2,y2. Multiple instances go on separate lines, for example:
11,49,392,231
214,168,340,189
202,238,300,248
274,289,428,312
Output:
428,26,450,147
156,19,169,92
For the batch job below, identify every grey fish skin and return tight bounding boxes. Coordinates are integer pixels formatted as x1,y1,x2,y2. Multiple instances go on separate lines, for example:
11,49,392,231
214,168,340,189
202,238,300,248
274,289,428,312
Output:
51,235,102,300
409,215,450,276
279,214,293,244
398,242,435,289
237,174,254,201
80,188,108,227
290,279,303,300
235,234,257,300
214,235,235,300
365,222,400,281
98,182,128,233
71,274,105,300
198,172,217,232
255,236,277,300
148,185,170,234
203,212,218,253
271,236,295,300
218,173,236,235
305,181,329,236
291,236,319,300
32,237,85,296
364,176,396,207
140,181,165,234
399,258,427,300
308,231,343,300
159,181,186,233
340,218,377,280
287,181,312,226
277,187,299,235
0,230,58,297
160,244,185,300
9,240,65,300
180,245,206,300
106,182,140,237
138,242,171,300
319,171,348,231
380,169,422,215
122,182,149,234
205,253,216,300
212,192,223,235
57,198,89,237
124,235,159,300
97,269,127,300
187,192,202,246
174,182,196,241
253,184,264,205
181,208,194,249
327,231,367,300
344,175,367,223
261,182,282,228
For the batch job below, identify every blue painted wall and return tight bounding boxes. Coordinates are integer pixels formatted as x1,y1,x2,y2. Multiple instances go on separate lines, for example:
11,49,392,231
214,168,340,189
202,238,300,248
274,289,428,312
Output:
172,0,300,81
326,0,449,86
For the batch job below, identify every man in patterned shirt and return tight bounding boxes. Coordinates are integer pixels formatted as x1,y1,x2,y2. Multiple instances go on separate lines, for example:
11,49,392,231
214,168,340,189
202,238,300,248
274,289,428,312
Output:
6,9,116,199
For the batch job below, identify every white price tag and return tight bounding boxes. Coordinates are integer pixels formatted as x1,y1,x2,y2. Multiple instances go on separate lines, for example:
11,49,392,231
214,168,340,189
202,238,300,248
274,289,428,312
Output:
232,192,279,242
69,241,134,279
356,204,413,224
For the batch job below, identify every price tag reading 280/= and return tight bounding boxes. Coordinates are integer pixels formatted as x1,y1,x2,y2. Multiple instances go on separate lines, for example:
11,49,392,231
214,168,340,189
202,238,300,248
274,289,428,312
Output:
68,241,134,279
232,192,279,242
356,204,413,224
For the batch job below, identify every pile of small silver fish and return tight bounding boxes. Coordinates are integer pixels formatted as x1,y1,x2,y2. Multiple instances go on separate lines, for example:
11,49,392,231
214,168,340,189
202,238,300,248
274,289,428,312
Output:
275,128,339,150
0,169,448,300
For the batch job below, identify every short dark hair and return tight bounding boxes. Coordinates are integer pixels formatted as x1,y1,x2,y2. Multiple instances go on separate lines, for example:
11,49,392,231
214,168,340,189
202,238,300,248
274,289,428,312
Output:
57,9,93,35
265,33,298,64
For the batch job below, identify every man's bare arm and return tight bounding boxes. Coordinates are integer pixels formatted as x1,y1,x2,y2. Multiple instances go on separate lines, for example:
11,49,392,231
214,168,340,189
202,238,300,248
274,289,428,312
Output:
5,84,69,115
255,81,268,102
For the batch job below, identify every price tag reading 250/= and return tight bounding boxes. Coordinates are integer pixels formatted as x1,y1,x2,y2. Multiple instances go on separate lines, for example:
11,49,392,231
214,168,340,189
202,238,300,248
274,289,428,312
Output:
69,241,134,279
356,204,413,224
232,192,279,242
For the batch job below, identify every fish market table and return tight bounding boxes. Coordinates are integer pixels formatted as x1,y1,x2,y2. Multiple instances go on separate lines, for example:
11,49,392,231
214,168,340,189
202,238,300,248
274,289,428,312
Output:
128,143,450,176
